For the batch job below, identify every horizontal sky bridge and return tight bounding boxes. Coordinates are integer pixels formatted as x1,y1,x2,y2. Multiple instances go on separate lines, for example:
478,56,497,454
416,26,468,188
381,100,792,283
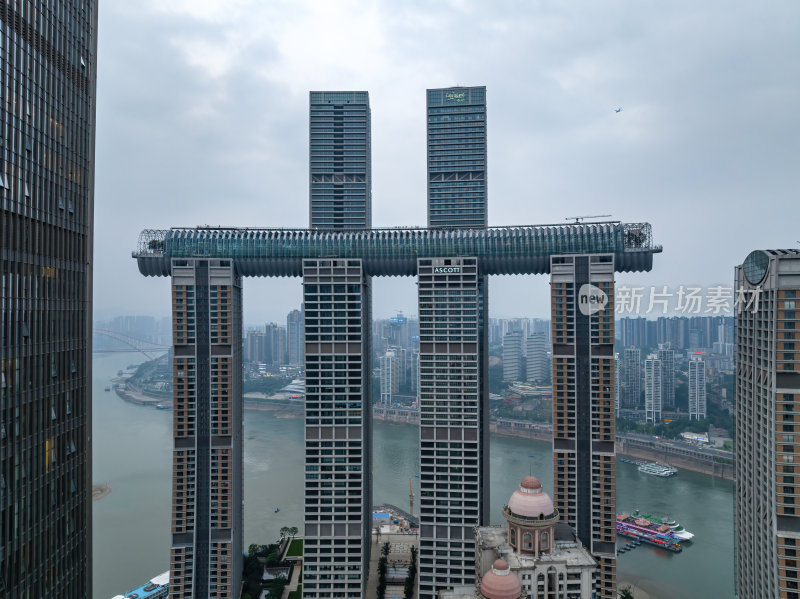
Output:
134,222,661,277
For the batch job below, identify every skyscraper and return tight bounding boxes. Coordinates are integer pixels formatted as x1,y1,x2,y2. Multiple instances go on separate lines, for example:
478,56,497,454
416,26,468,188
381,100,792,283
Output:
420,86,490,598
550,254,616,599
309,91,371,229
735,249,800,599
168,260,243,598
303,90,374,598
658,345,675,410
380,348,400,405
526,331,549,383
287,308,304,365
417,258,488,597
302,259,372,598
644,354,662,423
246,329,266,363
1,2,98,596
426,86,487,229
502,330,524,382
688,355,706,420
623,347,641,410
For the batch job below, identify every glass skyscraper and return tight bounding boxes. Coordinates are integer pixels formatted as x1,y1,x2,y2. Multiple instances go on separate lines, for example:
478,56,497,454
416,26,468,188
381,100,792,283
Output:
426,86,487,229
1,2,98,596
309,91,371,230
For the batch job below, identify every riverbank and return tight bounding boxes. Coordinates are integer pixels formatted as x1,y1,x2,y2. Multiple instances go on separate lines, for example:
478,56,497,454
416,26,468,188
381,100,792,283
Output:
92,484,111,502
111,385,734,481
617,581,657,598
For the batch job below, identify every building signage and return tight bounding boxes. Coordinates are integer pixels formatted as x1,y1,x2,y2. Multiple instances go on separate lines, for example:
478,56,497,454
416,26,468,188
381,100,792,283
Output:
446,91,466,103
434,266,461,274
577,283,608,316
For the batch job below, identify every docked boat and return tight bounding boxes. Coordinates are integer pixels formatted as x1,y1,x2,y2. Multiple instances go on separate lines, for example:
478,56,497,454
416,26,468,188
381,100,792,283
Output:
637,462,678,477
616,514,682,552
631,510,695,541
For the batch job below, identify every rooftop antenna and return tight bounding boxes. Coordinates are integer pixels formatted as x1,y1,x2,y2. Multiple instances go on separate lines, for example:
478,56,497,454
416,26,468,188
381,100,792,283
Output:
566,214,612,224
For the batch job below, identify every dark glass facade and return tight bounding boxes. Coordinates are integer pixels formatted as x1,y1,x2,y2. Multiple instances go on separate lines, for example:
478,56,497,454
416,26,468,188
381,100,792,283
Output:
309,91,371,230
426,86,487,229
1,1,98,596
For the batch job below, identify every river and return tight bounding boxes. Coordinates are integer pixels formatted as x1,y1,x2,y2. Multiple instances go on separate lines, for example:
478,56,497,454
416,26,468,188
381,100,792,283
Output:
92,353,734,598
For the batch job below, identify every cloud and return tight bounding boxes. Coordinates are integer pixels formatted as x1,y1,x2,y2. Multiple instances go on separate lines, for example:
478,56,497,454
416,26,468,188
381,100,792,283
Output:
95,0,800,322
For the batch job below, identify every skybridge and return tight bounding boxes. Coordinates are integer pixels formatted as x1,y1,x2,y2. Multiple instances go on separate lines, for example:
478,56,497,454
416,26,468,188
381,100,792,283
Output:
133,221,661,277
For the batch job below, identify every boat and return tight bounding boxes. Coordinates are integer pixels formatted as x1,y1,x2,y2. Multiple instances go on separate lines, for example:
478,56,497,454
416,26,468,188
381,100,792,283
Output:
615,514,682,552
632,510,695,541
274,508,280,513
637,462,678,477
155,404,170,410
105,387,111,392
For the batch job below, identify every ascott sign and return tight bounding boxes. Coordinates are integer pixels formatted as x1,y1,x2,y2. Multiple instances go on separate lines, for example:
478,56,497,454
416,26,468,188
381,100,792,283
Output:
577,283,608,316
434,266,461,274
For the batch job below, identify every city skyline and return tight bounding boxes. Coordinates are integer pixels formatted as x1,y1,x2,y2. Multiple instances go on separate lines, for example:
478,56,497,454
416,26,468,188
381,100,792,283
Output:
94,1,800,323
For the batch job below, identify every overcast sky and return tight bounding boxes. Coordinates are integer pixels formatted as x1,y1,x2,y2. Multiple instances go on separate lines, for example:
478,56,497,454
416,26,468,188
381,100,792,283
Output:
94,0,800,325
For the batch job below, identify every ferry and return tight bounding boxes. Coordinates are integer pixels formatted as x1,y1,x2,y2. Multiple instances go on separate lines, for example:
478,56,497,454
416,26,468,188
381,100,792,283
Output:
637,462,678,477
632,510,695,541
111,571,169,599
616,515,682,552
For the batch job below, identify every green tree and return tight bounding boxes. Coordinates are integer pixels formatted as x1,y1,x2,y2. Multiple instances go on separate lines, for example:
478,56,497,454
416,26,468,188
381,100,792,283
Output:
382,541,391,557
289,526,299,538
404,545,418,599
619,586,635,599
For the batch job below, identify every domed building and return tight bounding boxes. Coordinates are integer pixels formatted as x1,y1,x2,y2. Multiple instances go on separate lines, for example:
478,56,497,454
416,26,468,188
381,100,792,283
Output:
503,476,558,557
477,560,523,599
473,475,597,599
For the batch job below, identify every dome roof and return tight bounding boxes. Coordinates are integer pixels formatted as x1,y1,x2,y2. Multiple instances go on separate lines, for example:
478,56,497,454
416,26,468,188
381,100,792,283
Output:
480,559,522,599
507,476,555,519
520,476,542,490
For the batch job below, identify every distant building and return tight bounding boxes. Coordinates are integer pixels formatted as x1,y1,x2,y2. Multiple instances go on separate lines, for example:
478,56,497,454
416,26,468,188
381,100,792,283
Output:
264,322,287,365
623,347,641,409
474,476,596,599
287,309,304,365
658,345,675,410
503,331,524,382
644,354,663,423
688,355,706,420
614,353,622,417
735,249,800,599
380,349,401,404
526,332,549,383
246,330,266,363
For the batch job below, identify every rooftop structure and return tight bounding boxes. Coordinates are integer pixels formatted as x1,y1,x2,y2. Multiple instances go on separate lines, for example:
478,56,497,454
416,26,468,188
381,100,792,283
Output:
134,222,659,277
475,476,596,599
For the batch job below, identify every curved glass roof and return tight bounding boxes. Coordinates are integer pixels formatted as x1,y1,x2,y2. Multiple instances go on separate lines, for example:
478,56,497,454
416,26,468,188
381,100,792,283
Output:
134,223,660,277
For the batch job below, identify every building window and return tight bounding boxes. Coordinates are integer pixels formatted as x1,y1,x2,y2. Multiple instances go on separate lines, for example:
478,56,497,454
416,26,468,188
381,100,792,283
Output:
523,532,532,550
